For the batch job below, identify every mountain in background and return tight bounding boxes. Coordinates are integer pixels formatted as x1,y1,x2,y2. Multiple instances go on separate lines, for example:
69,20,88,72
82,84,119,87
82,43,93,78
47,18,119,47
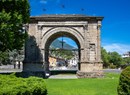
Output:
50,39,75,50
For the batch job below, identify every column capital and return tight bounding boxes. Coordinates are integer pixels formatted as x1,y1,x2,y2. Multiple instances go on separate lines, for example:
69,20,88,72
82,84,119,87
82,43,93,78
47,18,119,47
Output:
97,25,101,30
97,21,102,30
83,24,88,30
37,25,43,30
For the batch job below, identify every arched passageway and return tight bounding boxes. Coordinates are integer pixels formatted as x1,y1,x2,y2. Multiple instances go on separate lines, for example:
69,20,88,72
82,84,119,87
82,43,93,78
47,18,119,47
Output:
44,31,81,72
23,15,104,78
48,37,79,71
41,27,84,74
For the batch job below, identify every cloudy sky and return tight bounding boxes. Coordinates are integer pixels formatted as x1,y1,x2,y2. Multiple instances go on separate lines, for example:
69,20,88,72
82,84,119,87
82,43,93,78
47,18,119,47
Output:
29,0,130,54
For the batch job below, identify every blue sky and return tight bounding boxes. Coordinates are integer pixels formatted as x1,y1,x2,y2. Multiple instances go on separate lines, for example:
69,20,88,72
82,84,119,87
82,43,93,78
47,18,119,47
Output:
29,0,130,54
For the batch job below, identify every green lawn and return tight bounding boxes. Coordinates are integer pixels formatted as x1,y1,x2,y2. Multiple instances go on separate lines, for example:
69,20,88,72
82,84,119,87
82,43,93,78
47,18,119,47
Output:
45,73,120,95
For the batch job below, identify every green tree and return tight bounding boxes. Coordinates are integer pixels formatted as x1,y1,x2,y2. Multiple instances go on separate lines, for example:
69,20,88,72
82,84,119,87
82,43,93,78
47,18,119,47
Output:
123,57,130,64
101,47,110,68
109,52,124,68
49,48,74,60
0,0,30,51
0,50,9,65
101,47,126,68
0,0,29,65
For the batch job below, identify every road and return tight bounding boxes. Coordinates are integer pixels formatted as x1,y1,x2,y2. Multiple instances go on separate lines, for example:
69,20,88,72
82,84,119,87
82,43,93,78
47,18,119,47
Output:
103,69,122,73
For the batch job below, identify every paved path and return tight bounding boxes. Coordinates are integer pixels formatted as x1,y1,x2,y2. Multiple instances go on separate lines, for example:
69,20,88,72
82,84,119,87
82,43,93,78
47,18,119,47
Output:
49,69,122,79
49,74,77,79
0,69,22,73
103,69,122,73
0,66,122,79
0,65,22,73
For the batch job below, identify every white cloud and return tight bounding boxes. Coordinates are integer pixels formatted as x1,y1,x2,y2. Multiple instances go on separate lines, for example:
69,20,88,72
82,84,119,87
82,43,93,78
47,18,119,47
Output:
103,43,130,55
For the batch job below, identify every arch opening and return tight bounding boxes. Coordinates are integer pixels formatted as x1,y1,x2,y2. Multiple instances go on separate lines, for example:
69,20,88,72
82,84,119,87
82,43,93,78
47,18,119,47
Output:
44,31,81,73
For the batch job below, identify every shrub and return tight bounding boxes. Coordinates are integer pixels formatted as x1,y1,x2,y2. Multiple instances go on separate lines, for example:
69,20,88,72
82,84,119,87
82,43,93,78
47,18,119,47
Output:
109,64,116,69
0,74,47,95
117,66,130,95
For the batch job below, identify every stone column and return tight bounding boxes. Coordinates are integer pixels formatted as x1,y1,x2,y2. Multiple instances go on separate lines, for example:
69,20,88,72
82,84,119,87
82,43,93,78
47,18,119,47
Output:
77,21,103,78
84,24,89,62
23,24,29,62
43,48,50,77
37,25,43,48
79,24,88,72
97,21,102,62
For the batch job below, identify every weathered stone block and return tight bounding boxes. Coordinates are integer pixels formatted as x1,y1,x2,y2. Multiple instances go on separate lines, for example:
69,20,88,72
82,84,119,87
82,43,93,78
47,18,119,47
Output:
77,71,104,78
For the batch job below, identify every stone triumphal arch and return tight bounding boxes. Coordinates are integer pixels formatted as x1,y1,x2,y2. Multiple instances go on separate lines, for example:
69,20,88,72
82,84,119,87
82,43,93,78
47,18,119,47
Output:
23,15,104,78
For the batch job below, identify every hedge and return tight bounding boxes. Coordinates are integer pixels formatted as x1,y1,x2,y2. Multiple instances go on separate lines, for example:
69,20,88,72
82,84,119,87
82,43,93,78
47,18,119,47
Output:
0,74,47,95
118,66,130,95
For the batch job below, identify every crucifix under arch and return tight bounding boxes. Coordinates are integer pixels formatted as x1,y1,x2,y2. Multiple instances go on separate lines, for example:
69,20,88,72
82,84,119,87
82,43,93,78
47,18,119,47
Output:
59,36,65,49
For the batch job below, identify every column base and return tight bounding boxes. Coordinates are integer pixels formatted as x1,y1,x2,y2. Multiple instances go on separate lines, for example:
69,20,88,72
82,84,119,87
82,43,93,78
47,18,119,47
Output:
76,71,104,78
77,62,103,78
23,62,44,72
22,62,50,78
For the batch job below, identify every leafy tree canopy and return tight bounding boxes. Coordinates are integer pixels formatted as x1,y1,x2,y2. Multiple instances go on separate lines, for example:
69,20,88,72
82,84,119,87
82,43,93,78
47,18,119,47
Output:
101,47,125,68
49,48,74,60
0,0,30,51
101,47,110,68
109,52,124,67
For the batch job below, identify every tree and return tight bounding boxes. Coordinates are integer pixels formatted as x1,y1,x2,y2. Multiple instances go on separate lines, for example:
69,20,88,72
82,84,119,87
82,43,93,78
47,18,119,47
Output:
101,47,125,68
109,52,124,68
123,57,130,64
0,0,29,65
0,50,9,65
0,0,30,51
49,48,74,60
101,47,110,68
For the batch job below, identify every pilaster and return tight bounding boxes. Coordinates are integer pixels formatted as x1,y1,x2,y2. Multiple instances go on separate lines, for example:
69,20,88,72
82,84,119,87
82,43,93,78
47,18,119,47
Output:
97,21,102,62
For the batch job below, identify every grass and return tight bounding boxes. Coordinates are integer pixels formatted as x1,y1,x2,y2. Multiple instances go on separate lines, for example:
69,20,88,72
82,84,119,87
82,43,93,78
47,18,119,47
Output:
45,73,120,95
